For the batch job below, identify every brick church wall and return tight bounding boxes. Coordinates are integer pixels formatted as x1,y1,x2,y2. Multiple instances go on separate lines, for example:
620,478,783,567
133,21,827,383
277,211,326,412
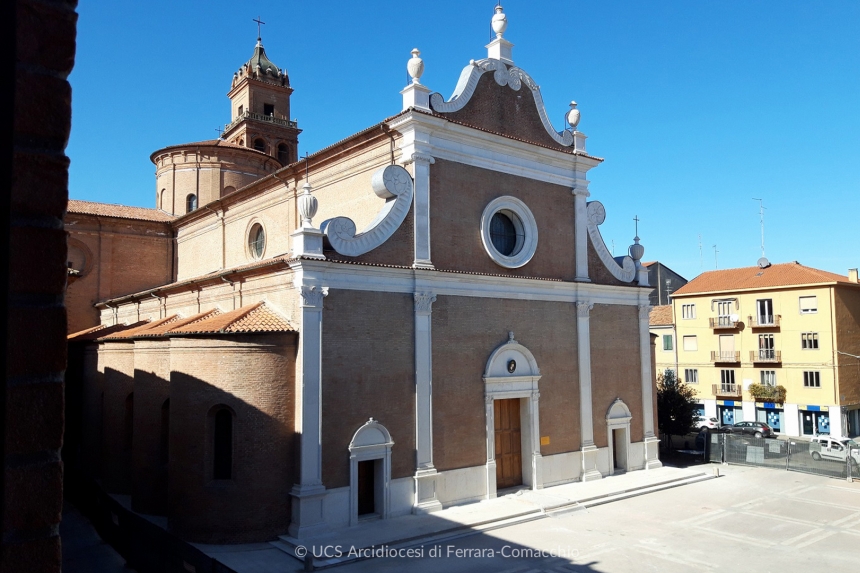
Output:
431,296,581,471
167,334,296,543
100,341,135,494
320,290,415,488
589,304,645,446
131,339,170,515
429,159,578,281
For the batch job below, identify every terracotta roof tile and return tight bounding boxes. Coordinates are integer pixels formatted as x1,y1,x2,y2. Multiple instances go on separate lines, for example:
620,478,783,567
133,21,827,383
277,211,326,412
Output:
150,139,277,162
102,315,182,340
67,200,176,222
672,262,855,296
68,321,149,341
168,302,294,335
649,305,673,326
141,309,222,336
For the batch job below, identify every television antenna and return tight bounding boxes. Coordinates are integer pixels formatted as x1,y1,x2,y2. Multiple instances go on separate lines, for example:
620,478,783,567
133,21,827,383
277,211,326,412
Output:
713,244,719,269
753,198,766,258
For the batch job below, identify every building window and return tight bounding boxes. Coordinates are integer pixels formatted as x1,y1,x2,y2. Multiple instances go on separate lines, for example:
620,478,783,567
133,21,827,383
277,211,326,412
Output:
248,222,266,260
801,332,819,349
662,335,673,351
799,296,817,314
716,300,734,326
720,369,736,386
277,143,289,164
263,103,275,116
213,408,233,480
803,371,821,388
480,196,538,269
684,368,698,384
681,304,696,319
253,138,266,152
756,299,774,325
758,334,775,360
186,194,197,213
683,335,697,351
237,104,243,117
159,188,166,210
760,370,776,386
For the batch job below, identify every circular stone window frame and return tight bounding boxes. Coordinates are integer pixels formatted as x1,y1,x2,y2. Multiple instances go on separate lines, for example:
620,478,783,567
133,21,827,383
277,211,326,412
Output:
480,196,538,269
245,219,267,261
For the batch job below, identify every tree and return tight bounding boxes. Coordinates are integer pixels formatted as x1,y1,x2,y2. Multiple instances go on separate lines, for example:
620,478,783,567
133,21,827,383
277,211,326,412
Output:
656,369,699,448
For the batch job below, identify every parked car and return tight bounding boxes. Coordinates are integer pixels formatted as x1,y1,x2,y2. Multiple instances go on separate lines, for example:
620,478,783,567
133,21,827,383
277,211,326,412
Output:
720,421,775,438
810,436,860,465
694,416,721,432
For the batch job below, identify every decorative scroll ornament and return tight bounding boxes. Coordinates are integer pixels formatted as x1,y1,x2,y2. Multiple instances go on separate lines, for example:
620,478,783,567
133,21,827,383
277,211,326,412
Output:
429,58,574,148
320,165,414,257
586,201,637,282
414,292,436,313
299,285,328,308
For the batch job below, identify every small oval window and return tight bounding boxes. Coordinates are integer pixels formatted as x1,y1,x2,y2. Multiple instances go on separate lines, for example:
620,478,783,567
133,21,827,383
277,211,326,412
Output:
248,223,266,260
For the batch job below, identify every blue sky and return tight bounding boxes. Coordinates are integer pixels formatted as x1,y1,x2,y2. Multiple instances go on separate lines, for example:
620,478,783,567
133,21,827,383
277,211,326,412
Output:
67,1,860,282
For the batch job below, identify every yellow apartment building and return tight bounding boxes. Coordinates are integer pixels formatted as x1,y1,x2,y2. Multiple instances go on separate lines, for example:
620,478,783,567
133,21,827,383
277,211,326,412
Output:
666,262,860,438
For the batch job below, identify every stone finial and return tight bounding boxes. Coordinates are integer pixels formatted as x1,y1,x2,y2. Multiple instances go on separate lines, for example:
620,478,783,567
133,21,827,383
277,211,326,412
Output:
297,182,318,228
629,235,644,266
407,48,424,84
566,101,581,131
492,5,508,38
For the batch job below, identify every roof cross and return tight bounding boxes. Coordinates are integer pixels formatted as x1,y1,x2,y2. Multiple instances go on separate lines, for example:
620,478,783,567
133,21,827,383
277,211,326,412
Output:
253,16,266,40
215,126,223,139
633,215,640,237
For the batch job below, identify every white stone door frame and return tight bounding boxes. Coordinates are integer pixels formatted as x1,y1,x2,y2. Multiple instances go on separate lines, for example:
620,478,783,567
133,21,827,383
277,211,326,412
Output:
483,333,542,499
348,418,394,526
606,398,632,476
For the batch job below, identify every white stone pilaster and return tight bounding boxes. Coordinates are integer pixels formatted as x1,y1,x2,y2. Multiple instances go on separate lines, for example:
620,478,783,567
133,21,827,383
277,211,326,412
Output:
577,300,602,481
572,185,590,282
639,304,662,469
413,292,441,514
485,395,497,499
529,391,544,489
405,152,434,269
288,285,329,538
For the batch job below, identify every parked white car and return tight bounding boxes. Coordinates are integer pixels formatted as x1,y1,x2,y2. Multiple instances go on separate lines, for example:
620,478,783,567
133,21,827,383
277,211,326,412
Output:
810,436,860,465
694,416,721,431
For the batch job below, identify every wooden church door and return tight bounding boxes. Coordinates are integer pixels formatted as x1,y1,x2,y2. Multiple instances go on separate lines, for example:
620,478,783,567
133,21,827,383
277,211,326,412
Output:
494,398,523,489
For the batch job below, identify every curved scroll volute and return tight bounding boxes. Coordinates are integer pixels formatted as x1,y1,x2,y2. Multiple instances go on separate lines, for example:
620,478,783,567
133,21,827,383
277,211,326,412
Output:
320,165,414,257
586,201,636,283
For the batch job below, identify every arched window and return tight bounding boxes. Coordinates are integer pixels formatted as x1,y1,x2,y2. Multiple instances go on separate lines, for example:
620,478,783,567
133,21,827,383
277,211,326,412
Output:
248,222,266,260
253,138,266,153
124,393,134,452
159,188,166,210
160,399,170,466
186,194,197,213
213,408,233,480
277,143,289,165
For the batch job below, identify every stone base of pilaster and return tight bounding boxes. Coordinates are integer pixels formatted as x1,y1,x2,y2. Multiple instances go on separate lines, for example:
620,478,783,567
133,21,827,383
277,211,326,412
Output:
644,436,663,469
412,468,442,514
412,259,435,270
581,444,603,482
287,484,328,538
486,460,498,499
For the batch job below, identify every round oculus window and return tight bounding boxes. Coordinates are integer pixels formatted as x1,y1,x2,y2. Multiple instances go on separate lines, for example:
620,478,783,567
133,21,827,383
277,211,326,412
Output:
248,223,266,260
480,197,538,268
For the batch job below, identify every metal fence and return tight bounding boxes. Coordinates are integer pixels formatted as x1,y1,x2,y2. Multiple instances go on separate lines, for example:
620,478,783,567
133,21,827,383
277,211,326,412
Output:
708,433,859,480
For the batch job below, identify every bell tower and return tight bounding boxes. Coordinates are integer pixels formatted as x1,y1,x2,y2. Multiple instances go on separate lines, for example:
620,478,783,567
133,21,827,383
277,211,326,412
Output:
223,24,301,166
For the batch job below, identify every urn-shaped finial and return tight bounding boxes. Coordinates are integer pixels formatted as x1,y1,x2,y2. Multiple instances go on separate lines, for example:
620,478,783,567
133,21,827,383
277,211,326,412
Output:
629,235,645,265
491,5,508,38
298,182,318,228
566,101,581,131
407,48,424,84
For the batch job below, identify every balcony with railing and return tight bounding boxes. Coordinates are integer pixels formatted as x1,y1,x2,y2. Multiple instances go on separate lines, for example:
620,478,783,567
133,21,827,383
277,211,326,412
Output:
709,316,739,329
748,314,781,328
750,349,782,363
711,351,741,363
224,111,298,135
712,383,742,397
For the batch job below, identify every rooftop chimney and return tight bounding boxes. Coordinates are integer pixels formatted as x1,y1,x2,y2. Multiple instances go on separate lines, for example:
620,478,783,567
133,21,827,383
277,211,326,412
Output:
849,268,859,283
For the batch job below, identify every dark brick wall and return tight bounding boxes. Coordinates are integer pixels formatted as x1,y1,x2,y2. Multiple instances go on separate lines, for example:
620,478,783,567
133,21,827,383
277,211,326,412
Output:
431,296,581,471
100,342,135,494
320,290,415,488
167,334,296,543
4,1,77,571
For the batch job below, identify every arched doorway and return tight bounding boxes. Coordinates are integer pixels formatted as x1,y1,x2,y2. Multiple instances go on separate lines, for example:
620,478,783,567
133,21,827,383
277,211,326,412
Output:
606,399,632,475
348,418,393,525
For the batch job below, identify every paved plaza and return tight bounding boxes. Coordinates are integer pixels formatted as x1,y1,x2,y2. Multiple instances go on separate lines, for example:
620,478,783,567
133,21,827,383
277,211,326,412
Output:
328,464,860,573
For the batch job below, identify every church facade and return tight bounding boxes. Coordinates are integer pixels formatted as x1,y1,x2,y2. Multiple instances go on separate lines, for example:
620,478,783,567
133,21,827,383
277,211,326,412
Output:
67,7,661,544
